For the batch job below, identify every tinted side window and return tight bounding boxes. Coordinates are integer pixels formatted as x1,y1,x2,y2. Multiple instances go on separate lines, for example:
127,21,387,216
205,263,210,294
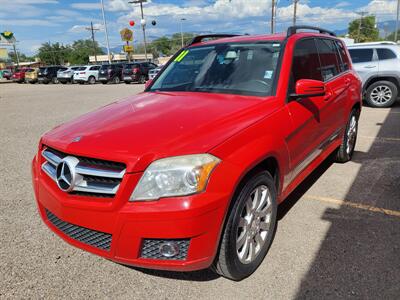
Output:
291,38,323,87
89,66,100,70
348,48,373,63
377,48,397,60
335,41,350,71
315,39,341,81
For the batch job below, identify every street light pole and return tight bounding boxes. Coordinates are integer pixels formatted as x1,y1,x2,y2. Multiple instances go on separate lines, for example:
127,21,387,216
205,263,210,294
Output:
271,0,275,34
100,0,112,63
129,0,148,61
293,0,299,26
86,21,100,63
180,18,186,48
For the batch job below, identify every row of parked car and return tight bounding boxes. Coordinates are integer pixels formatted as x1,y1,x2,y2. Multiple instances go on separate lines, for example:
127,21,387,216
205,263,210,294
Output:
4,62,162,85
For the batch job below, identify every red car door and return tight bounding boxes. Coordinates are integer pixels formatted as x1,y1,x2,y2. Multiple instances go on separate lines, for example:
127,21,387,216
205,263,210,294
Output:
284,38,328,186
315,38,347,142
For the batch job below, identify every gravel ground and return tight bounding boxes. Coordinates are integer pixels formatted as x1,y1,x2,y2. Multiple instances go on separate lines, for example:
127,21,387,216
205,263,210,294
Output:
1,82,399,299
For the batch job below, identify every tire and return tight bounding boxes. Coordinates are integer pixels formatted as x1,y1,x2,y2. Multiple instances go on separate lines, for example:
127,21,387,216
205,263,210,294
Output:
335,109,359,163
212,171,277,281
113,76,120,84
52,77,59,84
139,75,146,84
365,81,397,108
88,76,96,85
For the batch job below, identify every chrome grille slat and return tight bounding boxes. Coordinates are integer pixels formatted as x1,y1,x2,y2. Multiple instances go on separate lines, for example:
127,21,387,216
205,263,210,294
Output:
46,209,112,251
41,147,126,197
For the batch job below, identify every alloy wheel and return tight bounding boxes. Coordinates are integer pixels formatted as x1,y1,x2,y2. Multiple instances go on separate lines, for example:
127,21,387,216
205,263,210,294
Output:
346,115,357,154
236,185,273,264
370,85,392,105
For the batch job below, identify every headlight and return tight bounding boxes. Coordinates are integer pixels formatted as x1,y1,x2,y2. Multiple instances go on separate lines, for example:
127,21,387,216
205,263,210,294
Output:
130,154,221,201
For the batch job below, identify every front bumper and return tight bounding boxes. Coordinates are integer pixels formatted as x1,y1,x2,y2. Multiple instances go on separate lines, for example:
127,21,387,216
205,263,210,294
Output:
32,153,235,271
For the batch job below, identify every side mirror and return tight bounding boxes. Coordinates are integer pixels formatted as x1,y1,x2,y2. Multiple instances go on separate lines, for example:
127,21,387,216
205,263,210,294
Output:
290,79,325,99
144,79,152,89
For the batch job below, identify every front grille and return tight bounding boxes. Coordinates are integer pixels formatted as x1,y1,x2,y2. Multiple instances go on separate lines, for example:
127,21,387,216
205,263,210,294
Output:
41,146,126,197
141,239,190,260
46,209,112,251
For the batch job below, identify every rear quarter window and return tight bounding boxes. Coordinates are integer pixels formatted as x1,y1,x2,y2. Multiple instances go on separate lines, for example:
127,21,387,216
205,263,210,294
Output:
377,48,397,60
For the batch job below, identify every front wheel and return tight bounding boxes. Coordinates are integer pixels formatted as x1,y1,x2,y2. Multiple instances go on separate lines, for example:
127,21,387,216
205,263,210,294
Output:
139,75,146,84
52,77,59,84
113,76,120,84
365,81,398,108
213,171,277,281
335,109,359,163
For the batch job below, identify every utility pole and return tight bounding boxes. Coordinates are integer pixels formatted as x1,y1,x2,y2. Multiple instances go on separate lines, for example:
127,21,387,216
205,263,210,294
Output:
395,0,400,42
293,0,299,26
356,11,367,43
129,0,148,61
180,18,186,48
271,0,276,34
12,43,20,67
100,0,112,64
85,22,100,63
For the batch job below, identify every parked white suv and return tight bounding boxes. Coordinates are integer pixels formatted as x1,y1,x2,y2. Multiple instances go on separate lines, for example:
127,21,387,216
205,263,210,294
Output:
73,65,101,84
348,42,400,107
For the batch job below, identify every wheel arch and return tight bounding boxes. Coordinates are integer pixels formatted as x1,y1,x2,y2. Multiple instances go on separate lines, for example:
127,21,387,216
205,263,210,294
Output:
364,75,400,92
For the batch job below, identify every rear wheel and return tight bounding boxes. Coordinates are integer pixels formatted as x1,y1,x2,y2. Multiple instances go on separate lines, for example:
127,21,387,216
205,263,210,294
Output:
52,77,59,84
212,171,277,281
139,75,146,84
366,81,397,108
88,76,96,85
335,109,359,163
113,76,120,84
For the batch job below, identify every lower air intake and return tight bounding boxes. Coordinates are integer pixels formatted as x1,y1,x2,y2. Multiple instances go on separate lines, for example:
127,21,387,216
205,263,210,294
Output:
45,209,112,251
141,239,190,260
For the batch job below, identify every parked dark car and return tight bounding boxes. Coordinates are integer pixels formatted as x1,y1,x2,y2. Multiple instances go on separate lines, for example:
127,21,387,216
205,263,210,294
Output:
98,64,124,84
122,62,158,84
38,66,63,84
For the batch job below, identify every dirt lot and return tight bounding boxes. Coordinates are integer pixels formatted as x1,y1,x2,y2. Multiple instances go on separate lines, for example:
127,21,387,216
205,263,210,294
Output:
1,82,399,299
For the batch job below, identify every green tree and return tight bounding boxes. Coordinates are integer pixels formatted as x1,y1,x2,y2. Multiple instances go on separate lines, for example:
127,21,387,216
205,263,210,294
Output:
67,39,104,65
348,16,379,42
37,42,71,65
8,51,35,63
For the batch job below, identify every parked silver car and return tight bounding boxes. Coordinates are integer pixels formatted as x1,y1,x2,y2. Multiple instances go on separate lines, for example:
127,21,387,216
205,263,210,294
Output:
57,66,80,84
348,42,400,107
148,66,162,81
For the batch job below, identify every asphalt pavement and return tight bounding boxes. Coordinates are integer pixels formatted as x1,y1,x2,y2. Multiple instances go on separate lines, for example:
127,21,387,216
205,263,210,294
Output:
0,82,399,299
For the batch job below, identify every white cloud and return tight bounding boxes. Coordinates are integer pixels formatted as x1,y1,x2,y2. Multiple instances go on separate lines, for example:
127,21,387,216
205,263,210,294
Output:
69,23,104,33
70,3,101,10
0,18,58,27
361,0,397,20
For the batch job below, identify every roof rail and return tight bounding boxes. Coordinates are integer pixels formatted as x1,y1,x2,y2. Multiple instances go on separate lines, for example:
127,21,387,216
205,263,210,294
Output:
188,34,241,46
349,41,397,46
287,26,336,37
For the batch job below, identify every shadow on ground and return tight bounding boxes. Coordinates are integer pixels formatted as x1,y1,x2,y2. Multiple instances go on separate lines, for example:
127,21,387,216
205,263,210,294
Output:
294,105,400,299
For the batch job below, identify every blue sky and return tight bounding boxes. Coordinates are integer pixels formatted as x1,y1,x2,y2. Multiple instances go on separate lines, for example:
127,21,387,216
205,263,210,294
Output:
0,0,397,55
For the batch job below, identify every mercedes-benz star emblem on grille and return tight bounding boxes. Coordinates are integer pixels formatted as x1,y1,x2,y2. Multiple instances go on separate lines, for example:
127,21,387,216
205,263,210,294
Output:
56,156,80,192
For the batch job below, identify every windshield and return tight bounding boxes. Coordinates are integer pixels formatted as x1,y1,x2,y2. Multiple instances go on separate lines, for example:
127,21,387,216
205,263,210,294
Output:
150,42,282,96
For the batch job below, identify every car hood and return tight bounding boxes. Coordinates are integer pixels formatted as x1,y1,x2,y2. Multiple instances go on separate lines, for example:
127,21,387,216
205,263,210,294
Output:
42,92,277,172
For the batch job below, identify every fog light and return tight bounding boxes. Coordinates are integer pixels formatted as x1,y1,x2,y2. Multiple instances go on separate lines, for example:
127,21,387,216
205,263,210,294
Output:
159,241,180,258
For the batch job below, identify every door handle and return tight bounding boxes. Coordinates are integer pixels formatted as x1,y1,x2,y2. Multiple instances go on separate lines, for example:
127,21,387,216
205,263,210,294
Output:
364,65,376,69
324,90,333,101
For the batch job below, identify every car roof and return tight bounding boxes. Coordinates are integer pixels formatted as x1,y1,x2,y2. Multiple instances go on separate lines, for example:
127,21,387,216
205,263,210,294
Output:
347,44,400,51
188,32,339,47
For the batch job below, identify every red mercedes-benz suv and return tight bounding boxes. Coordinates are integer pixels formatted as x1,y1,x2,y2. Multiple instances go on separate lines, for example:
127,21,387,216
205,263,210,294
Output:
32,26,361,280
